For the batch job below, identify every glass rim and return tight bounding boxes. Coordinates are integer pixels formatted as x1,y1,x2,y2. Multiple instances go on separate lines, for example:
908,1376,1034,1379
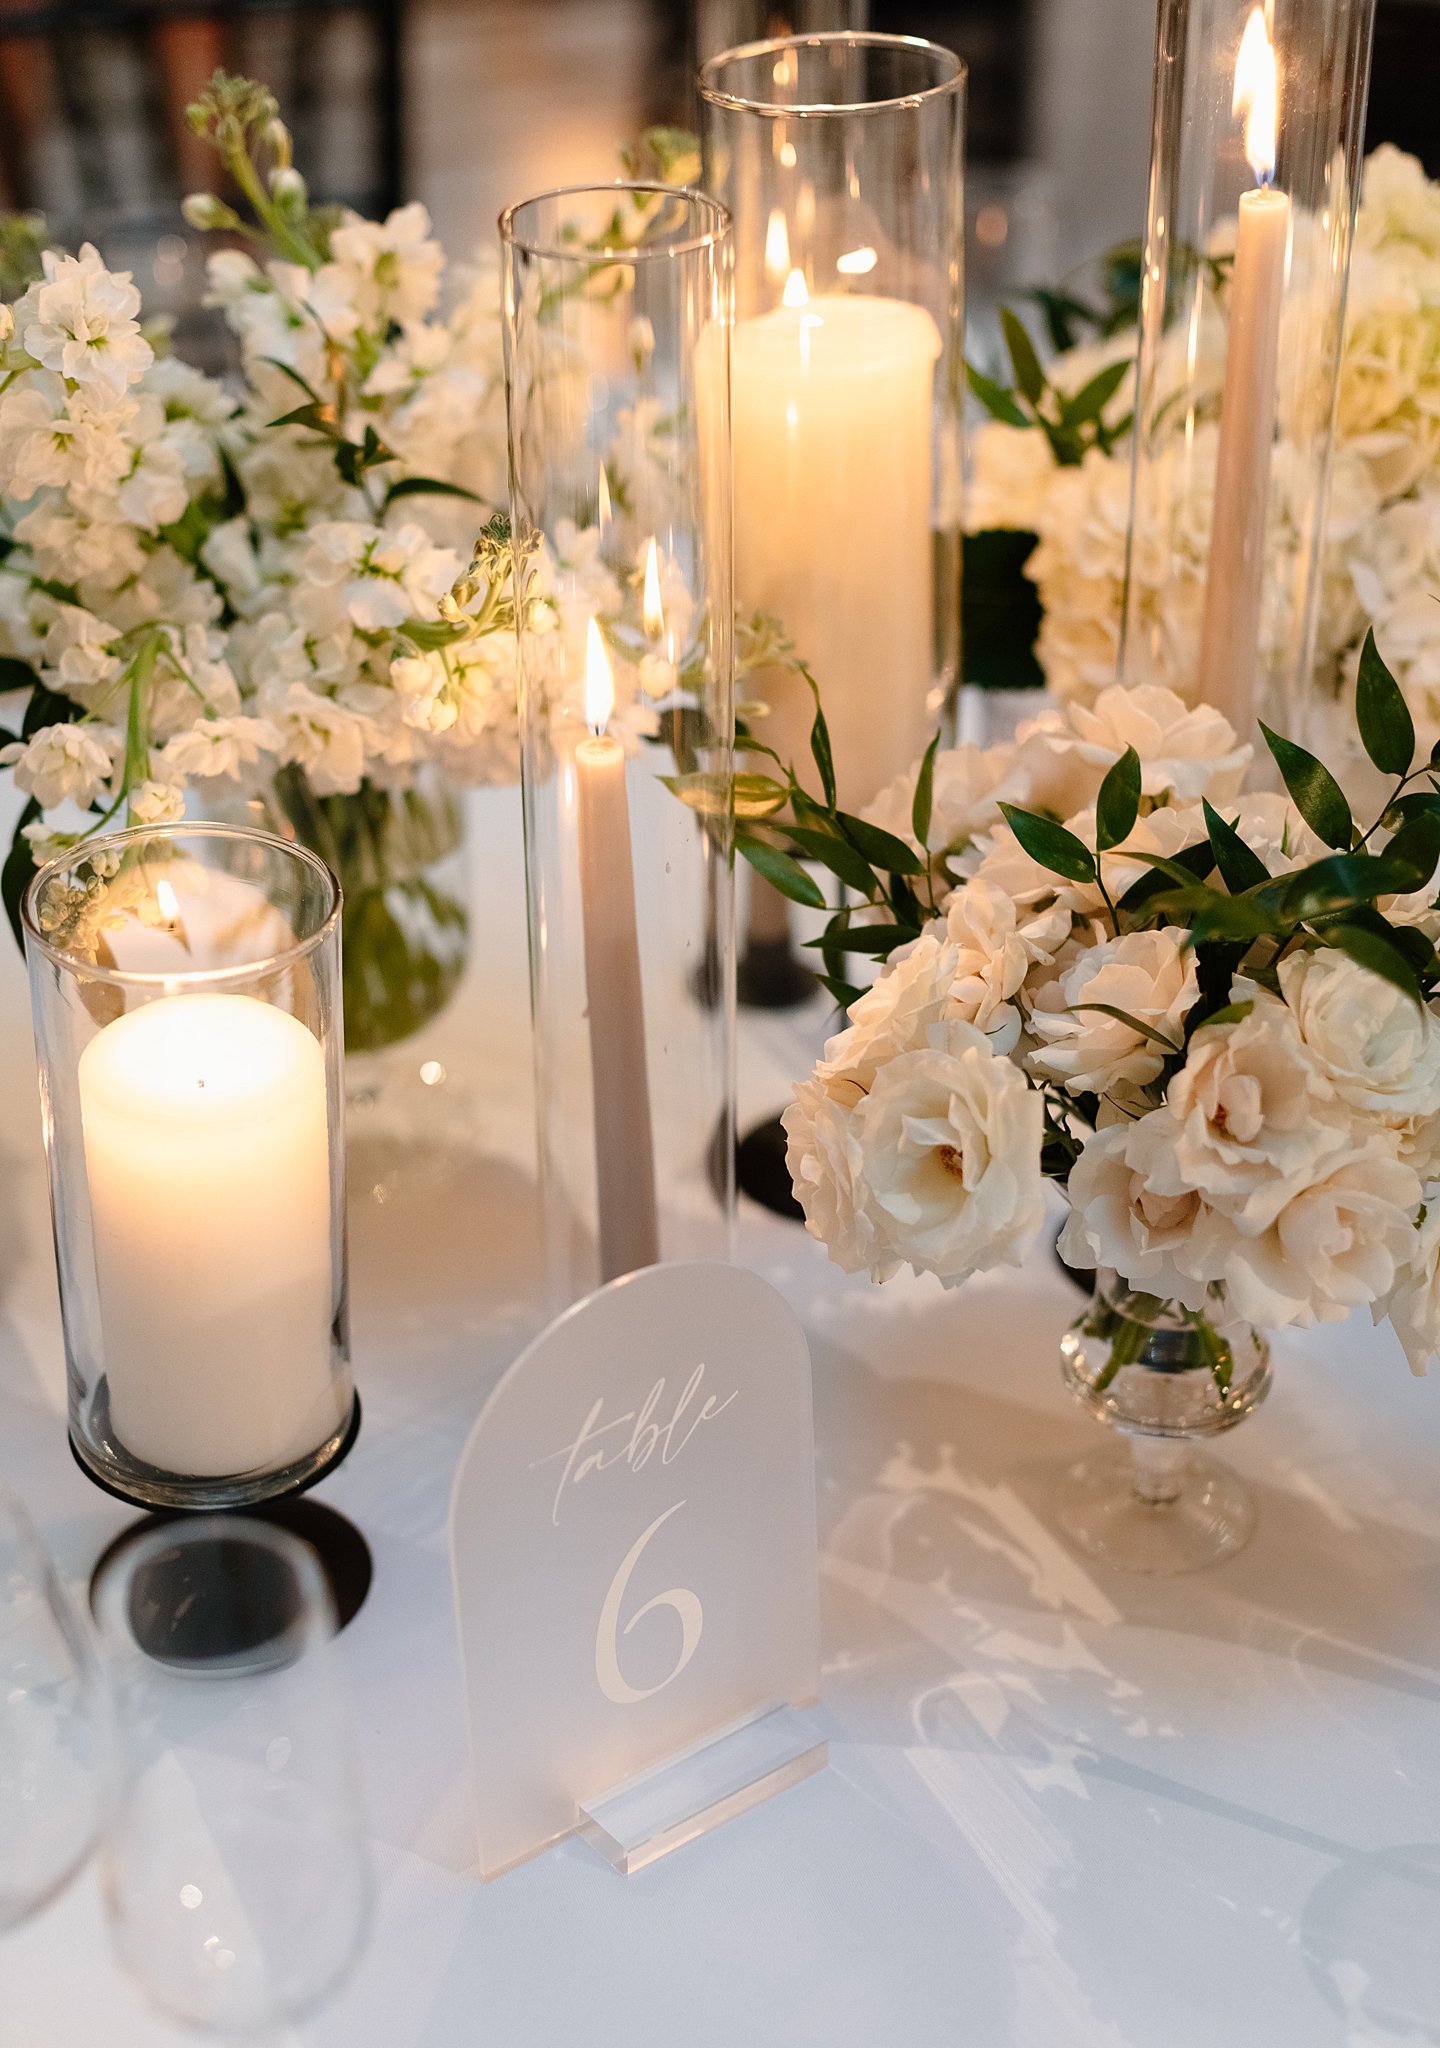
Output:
698,31,966,117
498,183,732,263
21,820,341,990
91,1513,333,1677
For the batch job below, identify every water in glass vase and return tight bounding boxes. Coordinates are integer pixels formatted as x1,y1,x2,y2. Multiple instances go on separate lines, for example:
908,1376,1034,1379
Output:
1057,1272,1272,1574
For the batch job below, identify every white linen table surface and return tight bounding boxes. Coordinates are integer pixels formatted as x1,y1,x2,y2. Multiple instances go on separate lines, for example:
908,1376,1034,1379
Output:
4,786,1438,2048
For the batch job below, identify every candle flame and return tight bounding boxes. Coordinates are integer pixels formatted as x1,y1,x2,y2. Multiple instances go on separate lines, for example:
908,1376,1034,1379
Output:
1234,6,1279,185
156,878,179,924
782,267,809,309
764,208,791,280
642,538,665,640
584,616,615,736
836,245,878,277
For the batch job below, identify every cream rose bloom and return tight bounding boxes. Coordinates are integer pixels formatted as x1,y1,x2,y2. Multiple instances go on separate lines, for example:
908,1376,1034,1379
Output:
815,931,959,1093
943,876,1071,1051
1280,949,1440,1120
1030,683,1249,803
1058,1118,1210,1308
1027,925,1198,1095
864,740,1030,857
1184,1138,1423,1328
1148,996,1352,1229
850,1026,1045,1284
1376,1199,1440,1374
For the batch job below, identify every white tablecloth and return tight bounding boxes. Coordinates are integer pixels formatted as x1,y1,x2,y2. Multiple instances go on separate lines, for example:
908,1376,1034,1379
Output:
6,788,1440,2048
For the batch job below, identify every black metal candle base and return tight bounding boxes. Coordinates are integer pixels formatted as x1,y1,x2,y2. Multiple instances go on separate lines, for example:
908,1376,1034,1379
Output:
735,1112,805,1221
77,1394,372,1639
737,936,817,1011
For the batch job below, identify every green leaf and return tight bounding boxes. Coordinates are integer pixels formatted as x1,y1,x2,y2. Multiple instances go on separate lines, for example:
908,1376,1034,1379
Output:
998,802,1095,884
816,972,865,1010
1195,999,1254,1031
2,799,41,947
0,656,41,696
1202,798,1270,894
259,356,325,405
22,682,83,736
382,476,486,512
1058,358,1132,429
1117,839,1216,913
965,361,1028,429
266,400,338,436
912,728,940,848
1259,722,1354,850
782,823,876,895
1383,808,1440,892
737,833,826,909
1069,1002,1182,1054
802,923,922,955
1355,627,1415,779
1320,921,1425,1005
1000,307,1045,406
1095,744,1141,852
662,771,787,820
1270,849,1418,926
809,695,836,810
836,811,925,877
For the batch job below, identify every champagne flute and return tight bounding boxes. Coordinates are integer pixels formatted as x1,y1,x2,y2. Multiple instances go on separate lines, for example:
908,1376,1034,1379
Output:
0,1485,111,1931
93,1516,371,2037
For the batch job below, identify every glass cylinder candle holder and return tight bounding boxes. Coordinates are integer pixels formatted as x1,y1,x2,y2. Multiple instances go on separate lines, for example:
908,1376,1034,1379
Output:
1119,0,1376,746
699,32,965,812
501,185,735,1309
22,823,352,1511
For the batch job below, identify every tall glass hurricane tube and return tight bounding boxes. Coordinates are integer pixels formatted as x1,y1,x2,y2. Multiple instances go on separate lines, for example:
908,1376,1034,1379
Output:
1119,0,1376,748
699,32,965,814
500,186,736,1311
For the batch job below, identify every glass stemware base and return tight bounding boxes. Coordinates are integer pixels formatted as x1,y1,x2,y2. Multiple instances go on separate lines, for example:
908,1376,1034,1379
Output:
1058,1273,1272,1574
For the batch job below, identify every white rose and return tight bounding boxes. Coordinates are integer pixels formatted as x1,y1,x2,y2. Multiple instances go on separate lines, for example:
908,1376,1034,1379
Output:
1280,948,1440,1120
801,1023,1046,1285
782,1072,880,1277
816,931,958,1092
1057,1119,1211,1309
1027,924,1198,1095
1186,1138,1422,1328
1038,682,1250,803
864,740,1029,856
1151,995,1353,1230
944,876,1071,1052
1376,1200,1440,1374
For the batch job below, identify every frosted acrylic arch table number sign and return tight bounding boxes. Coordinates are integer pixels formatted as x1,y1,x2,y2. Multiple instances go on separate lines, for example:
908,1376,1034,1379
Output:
448,1262,825,1878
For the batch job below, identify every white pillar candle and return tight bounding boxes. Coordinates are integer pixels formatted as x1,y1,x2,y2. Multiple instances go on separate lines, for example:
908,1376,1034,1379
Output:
1195,8,1290,734
78,993,341,1477
576,619,659,1283
729,282,942,812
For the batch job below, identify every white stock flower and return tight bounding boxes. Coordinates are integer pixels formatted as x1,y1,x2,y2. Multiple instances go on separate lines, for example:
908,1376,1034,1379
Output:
966,420,1056,532
324,203,444,331
784,1022,1045,1284
159,715,280,782
262,681,370,794
2,721,119,807
295,521,461,636
127,779,186,825
17,245,152,399
1027,924,1198,1094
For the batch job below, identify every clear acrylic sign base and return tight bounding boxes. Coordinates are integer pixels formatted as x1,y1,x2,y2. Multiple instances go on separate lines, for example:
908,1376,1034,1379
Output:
577,1702,826,1875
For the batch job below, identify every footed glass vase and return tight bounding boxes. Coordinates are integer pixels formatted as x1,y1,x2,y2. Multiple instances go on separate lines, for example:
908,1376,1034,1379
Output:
1058,1273,1271,1574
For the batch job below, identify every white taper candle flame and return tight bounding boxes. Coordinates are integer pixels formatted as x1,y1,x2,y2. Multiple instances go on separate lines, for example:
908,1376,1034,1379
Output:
584,616,615,736
1234,7,1279,184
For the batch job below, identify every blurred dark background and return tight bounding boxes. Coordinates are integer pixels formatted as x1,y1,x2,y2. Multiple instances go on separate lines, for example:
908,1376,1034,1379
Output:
0,0,1431,348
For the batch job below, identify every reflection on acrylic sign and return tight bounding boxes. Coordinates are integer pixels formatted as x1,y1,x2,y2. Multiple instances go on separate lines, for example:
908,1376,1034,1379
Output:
448,1262,821,1879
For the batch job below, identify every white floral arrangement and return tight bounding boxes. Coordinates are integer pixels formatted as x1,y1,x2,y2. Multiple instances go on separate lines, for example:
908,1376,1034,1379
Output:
757,640,1440,1373
967,146,1440,743
0,75,694,934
